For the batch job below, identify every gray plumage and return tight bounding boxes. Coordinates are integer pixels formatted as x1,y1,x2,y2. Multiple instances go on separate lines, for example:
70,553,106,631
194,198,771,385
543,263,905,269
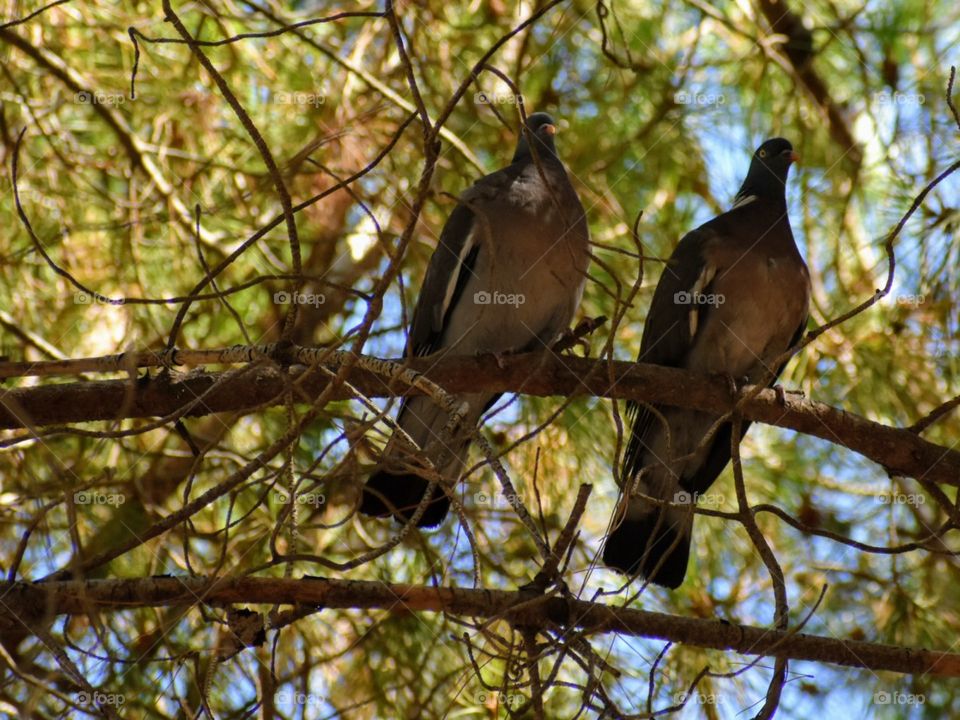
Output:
360,112,590,526
603,138,810,588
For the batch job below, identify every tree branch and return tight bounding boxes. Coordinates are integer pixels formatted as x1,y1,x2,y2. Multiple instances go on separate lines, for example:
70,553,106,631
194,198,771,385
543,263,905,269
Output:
2,350,957,485
5,577,960,678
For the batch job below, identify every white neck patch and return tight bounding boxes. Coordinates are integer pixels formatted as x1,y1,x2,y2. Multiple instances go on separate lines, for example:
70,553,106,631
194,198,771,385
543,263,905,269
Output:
731,194,758,209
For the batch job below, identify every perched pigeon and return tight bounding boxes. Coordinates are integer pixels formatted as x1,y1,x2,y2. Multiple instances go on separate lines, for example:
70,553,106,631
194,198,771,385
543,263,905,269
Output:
360,112,590,527
603,138,810,588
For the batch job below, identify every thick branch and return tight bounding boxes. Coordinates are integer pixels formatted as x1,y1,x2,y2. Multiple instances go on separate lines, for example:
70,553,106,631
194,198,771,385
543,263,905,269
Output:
4,577,959,677
1,352,957,485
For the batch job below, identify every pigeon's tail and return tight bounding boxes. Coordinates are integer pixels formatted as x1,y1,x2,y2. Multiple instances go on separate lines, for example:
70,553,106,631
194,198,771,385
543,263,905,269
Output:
602,507,692,589
359,469,450,528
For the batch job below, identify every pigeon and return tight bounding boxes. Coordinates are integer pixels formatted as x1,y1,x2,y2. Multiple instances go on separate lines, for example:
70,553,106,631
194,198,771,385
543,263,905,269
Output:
360,112,590,527
603,138,810,587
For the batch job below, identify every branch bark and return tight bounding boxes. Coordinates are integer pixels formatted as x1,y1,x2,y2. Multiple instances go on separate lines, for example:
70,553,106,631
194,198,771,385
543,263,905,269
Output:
5,577,959,678
2,350,957,485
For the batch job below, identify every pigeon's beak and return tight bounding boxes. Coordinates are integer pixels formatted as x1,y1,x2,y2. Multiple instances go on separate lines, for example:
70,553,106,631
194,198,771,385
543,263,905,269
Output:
789,150,800,163
543,124,557,136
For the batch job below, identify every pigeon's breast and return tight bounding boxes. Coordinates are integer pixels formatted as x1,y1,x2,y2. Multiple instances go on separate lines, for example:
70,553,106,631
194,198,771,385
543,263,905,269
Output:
687,243,809,380
439,195,589,355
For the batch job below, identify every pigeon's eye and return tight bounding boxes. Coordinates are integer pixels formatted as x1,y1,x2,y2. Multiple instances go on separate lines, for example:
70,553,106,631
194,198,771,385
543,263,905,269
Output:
759,149,767,158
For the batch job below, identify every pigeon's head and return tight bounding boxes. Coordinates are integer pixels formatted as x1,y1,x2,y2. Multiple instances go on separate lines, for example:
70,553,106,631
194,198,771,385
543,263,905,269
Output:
753,137,798,178
513,112,559,162
735,138,798,206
